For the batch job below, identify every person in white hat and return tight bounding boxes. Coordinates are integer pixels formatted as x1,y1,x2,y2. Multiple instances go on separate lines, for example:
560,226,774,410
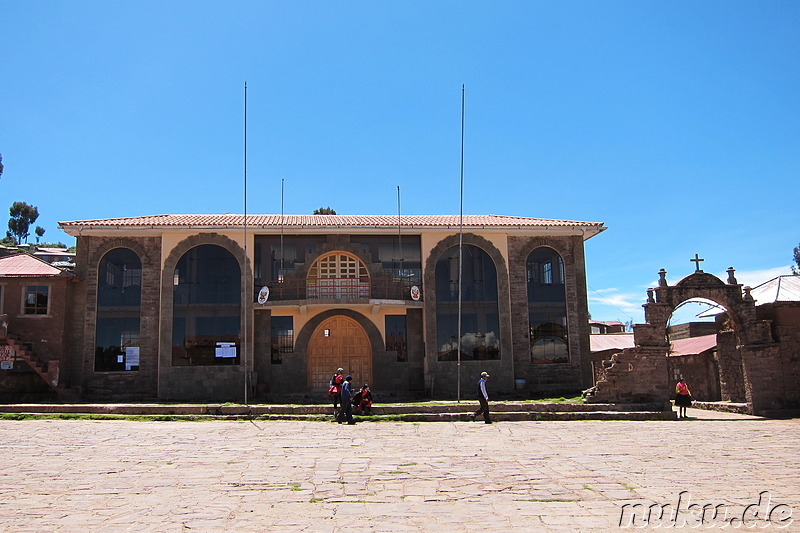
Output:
471,371,492,424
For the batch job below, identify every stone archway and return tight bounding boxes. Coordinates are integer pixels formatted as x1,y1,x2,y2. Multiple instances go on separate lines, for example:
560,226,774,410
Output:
587,266,781,414
307,315,372,392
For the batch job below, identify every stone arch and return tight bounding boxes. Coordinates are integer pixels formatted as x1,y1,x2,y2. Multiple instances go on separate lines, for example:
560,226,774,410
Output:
159,233,254,376
644,271,756,346
588,267,781,414
295,309,386,391
423,234,512,390
295,308,385,356
80,236,162,399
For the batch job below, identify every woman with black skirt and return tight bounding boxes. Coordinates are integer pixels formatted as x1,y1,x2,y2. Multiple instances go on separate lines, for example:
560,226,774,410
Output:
675,378,692,418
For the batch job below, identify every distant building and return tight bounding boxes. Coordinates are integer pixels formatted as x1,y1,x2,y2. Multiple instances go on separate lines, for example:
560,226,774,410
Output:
0,253,77,401
589,320,626,334
33,247,76,266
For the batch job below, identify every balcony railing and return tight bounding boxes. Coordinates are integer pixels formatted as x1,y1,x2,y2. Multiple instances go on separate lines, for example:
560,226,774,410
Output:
256,277,423,302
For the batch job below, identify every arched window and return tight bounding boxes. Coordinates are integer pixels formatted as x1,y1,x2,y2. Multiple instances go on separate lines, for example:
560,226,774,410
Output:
435,244,500,361
172,244,241,366
527,247,569,363
307,251,370,299
95,248,142,371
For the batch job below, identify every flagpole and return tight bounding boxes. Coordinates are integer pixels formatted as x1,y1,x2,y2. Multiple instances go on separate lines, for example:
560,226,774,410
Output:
457,84,465,403
243,81,249,405
397,185,402,294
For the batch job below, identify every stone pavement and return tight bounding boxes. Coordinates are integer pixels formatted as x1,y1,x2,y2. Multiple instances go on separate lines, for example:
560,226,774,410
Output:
0,408,797,532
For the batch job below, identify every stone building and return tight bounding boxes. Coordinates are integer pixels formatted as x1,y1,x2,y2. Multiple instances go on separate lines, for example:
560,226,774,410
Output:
57,213,605,402
0,253,78,401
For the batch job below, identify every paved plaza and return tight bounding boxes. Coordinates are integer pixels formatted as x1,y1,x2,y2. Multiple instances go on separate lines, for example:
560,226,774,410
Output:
0,408,797,532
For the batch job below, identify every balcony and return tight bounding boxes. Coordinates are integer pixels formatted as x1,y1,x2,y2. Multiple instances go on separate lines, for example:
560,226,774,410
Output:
256,276,422,303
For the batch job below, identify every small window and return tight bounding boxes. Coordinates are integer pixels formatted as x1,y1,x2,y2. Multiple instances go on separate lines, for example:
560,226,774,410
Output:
385,315,407,362
271,316,294,364
23,286,49,315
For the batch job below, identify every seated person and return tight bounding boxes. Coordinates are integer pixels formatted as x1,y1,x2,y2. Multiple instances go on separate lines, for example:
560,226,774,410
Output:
353,384,373,415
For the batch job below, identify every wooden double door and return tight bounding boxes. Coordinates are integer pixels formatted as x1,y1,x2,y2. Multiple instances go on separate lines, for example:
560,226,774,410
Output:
308,315,372,392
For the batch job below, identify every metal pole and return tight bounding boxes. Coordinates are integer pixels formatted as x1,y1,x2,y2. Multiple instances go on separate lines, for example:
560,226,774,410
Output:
243,81,248,405
457,84,465,403
397,185,402,296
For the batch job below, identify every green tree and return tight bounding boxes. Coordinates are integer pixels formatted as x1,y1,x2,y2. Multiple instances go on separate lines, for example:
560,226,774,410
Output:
8,201,39,244
35,226,45,244
793,242,800,275
313,207,337,215
0,153,4,180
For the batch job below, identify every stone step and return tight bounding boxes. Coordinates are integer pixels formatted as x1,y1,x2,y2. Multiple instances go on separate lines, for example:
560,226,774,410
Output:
0,402,674,420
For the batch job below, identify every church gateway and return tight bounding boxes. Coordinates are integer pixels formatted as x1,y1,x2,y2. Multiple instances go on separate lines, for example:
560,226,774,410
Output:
58,214,604,402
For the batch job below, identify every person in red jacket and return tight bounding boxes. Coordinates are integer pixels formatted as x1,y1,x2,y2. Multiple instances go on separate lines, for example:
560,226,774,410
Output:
675,378,692,419
353,384,373,415
328,368,344,417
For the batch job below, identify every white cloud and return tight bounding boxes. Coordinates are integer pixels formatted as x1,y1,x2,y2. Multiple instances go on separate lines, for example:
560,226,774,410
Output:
588,287,645,319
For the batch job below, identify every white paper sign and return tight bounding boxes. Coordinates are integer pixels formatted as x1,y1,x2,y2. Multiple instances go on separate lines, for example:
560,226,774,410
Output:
125,347,140,370
215,342,237,358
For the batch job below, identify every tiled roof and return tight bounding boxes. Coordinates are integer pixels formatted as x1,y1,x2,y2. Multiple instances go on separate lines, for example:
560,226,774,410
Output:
60,213,605,232
669,334,717,357
590,333,635,352
589,320,625,327
0,253,66,277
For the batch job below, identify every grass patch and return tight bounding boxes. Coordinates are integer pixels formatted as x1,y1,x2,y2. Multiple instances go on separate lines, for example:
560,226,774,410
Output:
310,498,325,503
0,413,217,422
620,483,635,491
289,483,302,491
378,471,407,475
398,462,417,467
582,484,595,491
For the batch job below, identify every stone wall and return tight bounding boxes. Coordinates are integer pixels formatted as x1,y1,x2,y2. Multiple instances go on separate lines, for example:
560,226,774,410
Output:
157,233,252,401
667,353,720,401
507,235,591,396
422,233,514,398
74,236,162,400
716,330,745,402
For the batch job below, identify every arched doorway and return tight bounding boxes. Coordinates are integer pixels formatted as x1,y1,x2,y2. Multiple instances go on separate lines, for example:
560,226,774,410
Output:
307,315,372,391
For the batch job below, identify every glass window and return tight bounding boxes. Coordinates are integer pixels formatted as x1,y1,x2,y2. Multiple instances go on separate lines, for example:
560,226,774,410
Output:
435,245,500,361
307,252,370,299
527,247,569,364
95,248,142,371
172,244,241,366
23,286,49,315
271,316,293,364
385,315,407,362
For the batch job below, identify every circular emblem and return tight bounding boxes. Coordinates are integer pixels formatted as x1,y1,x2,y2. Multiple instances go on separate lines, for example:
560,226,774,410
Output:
257,286,270,304
410,285,421,301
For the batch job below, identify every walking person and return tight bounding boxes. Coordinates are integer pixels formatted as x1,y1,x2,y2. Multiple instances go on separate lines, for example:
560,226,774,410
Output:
675,377,692,419
338,375,356,424
328,368,344,418
471,371,492,424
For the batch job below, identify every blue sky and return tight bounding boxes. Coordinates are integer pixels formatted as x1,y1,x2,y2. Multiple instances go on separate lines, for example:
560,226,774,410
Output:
2,1,798,323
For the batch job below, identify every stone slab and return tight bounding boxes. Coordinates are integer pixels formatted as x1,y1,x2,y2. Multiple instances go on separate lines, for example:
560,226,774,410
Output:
0,407,797,531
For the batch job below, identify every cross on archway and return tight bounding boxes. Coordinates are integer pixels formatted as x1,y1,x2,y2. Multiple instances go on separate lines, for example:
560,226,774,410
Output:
690,253,704,272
